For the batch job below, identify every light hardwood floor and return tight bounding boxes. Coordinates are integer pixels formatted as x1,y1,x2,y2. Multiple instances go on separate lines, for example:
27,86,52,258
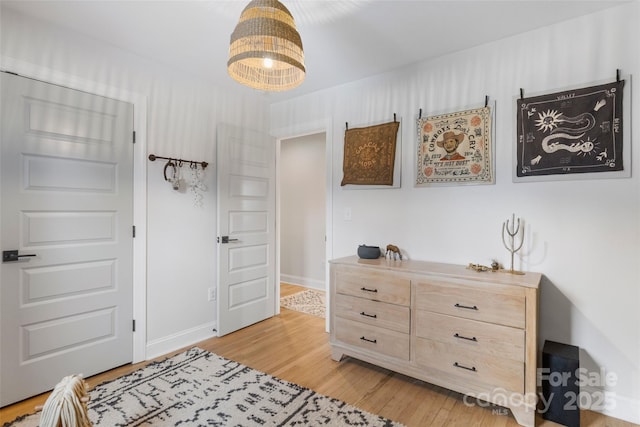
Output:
0,284,636,427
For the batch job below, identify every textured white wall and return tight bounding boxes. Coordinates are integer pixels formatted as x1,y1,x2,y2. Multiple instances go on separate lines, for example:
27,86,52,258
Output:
0,7,269,357
280,134,326,289
271,3,640,423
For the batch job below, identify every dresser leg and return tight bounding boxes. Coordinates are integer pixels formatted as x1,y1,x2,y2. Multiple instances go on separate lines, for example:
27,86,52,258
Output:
331,348,345,362
510,404,535,427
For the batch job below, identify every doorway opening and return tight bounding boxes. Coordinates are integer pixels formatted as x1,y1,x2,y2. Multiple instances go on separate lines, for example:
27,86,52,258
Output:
278,132,327,324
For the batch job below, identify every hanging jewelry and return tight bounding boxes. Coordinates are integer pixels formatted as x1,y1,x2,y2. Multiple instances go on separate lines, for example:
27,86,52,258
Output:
190,163,207,207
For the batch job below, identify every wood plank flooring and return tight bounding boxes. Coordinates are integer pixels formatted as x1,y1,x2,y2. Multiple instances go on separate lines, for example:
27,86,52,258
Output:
0,284,636,427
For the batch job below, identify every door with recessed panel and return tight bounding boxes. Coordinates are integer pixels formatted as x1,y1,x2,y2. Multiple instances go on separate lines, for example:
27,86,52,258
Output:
216,123,276,336
0,72,134,406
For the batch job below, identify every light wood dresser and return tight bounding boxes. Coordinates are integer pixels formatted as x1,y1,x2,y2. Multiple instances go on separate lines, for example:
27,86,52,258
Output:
329,256,541,427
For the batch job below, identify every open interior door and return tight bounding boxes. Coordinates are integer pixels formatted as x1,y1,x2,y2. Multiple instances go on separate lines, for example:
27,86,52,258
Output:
216,124,276,336
0,72,134,406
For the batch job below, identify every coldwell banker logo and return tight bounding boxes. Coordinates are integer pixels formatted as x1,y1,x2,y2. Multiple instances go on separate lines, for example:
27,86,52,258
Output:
462,367,617,414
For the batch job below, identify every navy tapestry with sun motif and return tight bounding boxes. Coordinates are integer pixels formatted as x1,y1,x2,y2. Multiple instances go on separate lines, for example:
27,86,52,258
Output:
516,80,624,177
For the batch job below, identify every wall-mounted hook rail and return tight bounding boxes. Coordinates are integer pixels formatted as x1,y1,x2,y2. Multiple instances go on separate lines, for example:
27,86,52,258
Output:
148,154,208,169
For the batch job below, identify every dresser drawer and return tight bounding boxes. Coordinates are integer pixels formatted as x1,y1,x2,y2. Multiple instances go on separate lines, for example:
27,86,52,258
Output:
335,267,410,306
335,317,410,360
335,294,410,333
415,311,524,361
415,337,524,393
414,281,525,328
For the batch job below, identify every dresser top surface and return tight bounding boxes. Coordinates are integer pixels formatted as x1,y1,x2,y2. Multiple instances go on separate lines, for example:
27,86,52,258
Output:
329,256,541,289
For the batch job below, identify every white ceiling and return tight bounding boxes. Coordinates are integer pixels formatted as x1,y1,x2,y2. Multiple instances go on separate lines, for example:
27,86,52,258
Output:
2,0,629,101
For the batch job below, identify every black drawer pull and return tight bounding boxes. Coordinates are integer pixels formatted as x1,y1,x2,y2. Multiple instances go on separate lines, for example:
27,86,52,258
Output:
454,333,477,342
360,287,378,293
360,336,377,344
360,312,377,319
454,303,478,311
453,362,477,372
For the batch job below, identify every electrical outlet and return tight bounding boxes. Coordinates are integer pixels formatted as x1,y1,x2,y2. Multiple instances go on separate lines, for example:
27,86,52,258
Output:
208,287,216,302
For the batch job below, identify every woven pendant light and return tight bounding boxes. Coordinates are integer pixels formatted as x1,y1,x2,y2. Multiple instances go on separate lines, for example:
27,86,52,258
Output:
228,0,305,92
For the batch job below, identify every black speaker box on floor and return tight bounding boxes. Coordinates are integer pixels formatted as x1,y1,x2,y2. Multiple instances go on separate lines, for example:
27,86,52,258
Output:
541,340,580,427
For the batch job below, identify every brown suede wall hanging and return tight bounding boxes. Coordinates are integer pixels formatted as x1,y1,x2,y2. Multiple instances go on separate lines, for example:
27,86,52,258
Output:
341,120,399,186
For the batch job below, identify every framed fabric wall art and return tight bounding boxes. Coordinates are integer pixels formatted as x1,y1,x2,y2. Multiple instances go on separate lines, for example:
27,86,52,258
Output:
341,120,400,187
416,106,494,186
516,79,626,181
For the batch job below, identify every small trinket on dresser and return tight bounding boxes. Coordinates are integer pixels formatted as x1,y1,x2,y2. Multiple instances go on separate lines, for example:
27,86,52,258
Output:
385,244,402,260
466,263,494,272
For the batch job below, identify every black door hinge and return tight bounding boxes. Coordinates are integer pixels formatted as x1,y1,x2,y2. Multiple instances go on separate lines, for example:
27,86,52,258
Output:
132,319,136,332
132,131,136,144
132,225,136,238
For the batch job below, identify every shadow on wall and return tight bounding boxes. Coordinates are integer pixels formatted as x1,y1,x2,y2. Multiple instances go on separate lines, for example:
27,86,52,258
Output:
539,277,633,411
539,276,572,349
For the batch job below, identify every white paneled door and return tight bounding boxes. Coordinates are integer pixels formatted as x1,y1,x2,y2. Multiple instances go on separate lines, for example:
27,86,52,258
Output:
0,73,134,406
216,124,276,336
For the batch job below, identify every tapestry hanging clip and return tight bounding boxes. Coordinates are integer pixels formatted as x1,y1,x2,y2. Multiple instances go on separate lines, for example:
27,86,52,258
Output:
346,113,398,131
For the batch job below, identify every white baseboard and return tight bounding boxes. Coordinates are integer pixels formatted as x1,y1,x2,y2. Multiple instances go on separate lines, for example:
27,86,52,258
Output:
280,274,325,291
145,322,217,361
608,393,640,424
581,386,640,424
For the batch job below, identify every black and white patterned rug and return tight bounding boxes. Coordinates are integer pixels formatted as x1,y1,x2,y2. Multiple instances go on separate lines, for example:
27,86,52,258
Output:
4,347,402,426
280,289,326,318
